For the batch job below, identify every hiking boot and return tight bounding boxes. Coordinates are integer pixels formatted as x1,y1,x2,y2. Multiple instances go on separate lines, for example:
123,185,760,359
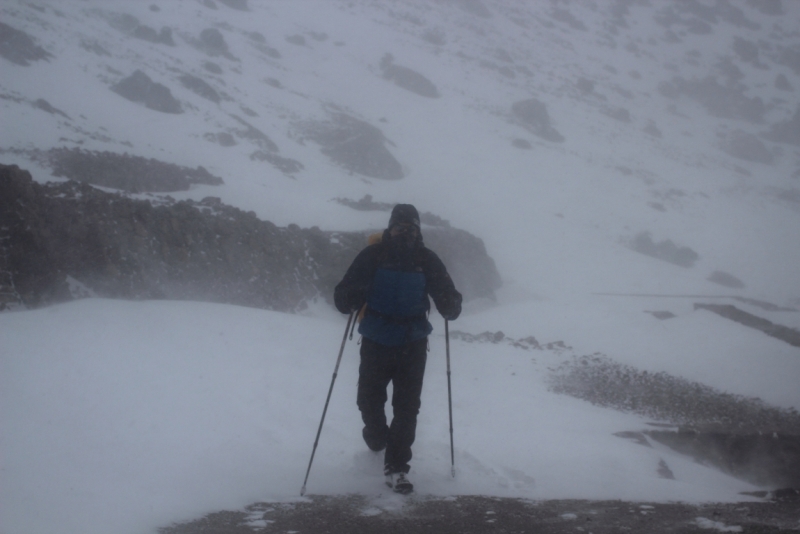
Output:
362,425,387,452
385,471,414,494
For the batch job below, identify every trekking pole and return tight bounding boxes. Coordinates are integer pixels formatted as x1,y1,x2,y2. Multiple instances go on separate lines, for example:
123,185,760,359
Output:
445,319,455,477
300,311,355,496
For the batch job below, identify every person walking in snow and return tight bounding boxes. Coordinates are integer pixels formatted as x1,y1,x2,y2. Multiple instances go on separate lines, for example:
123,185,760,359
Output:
334,204,462,494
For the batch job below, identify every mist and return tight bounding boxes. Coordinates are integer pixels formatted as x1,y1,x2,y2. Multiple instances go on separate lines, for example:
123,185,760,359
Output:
1,1,800,533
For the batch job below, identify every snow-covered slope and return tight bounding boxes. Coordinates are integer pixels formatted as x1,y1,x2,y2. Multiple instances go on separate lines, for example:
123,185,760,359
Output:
3,298,794,534
2,1,800,534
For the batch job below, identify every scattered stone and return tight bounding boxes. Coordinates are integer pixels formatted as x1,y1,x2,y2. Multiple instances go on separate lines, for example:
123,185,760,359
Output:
645,310,676,320
218,0,248,10
613,431,652,447
648,430,800,487
107,13,174,46
603,106,632,122
203,132,237,147
453,0,492,19
33,98,70,119
550,7,587,31
380,54,439,98
158,495,800,534
203,61,223,74
285,34,306,46
512,138,532,149
775,73,793,91
198,28,235,59
629,232,699,268
80,38,111,56
658,76,765,123
511,98,565,143
723,130,773,164
746,0,783,16
0,22,52,65
732,296,797,312
765,106,800,147
549,353,800,433
643,120,663,138
422,28,446,46
231,114,278,151
694,303,800,347
657,459,675,479
111,70,183,114
707,270,745,289
179,74,221,103
299,113,404,180
576,77,594,95
733,36,759,63
249,150,304,174
450,330,544,350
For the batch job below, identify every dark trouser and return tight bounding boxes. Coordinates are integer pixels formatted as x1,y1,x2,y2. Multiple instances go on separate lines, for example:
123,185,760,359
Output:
357,336,428,474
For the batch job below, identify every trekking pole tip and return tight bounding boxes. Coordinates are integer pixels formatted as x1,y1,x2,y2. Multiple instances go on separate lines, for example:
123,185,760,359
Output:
300,485,306,496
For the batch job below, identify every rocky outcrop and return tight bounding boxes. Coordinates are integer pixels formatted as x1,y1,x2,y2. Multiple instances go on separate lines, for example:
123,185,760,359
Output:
0,22,53,66
0,164,500,311
629,231,699,268
44,148,224,192
112,70,183,114
299,114,404,180
511,98,565,143
380,54,439,98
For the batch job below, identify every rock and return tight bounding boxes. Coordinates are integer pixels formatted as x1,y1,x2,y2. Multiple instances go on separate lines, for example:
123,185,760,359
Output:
0,22,52,66
198,28,234,58
766,106,800,147
723,130,774,164
658,76,765,123
380,54,439,98
219,0,248,10
511,98,565,142
629,232,699,268
707,270,745,289
647,430,800,488
179,74,221,103
300,114,404,180
112,70,183,114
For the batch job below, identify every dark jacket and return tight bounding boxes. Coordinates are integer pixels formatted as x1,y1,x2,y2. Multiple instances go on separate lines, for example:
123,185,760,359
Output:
334,232,462,346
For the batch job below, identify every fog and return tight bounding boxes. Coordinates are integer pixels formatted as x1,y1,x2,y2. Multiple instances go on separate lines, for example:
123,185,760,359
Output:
1,1,799,533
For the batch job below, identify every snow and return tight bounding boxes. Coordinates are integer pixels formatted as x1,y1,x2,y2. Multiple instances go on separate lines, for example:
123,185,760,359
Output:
2,1,800,534
1,297,792,534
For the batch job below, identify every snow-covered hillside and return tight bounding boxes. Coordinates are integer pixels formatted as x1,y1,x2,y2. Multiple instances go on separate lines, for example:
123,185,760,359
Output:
2,1,800,534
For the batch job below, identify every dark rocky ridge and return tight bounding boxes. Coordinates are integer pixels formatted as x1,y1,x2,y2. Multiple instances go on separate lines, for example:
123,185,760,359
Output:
43,148,224,193
0,164,500,311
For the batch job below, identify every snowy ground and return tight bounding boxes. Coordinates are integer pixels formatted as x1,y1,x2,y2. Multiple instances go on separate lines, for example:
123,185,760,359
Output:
2,295,798,534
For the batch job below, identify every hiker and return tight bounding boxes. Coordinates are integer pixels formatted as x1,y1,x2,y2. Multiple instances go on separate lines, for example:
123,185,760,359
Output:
334,204,462,493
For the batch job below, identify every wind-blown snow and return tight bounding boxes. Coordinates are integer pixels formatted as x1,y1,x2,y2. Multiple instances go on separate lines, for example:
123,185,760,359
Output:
2,1,800,534
2,298,788,534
